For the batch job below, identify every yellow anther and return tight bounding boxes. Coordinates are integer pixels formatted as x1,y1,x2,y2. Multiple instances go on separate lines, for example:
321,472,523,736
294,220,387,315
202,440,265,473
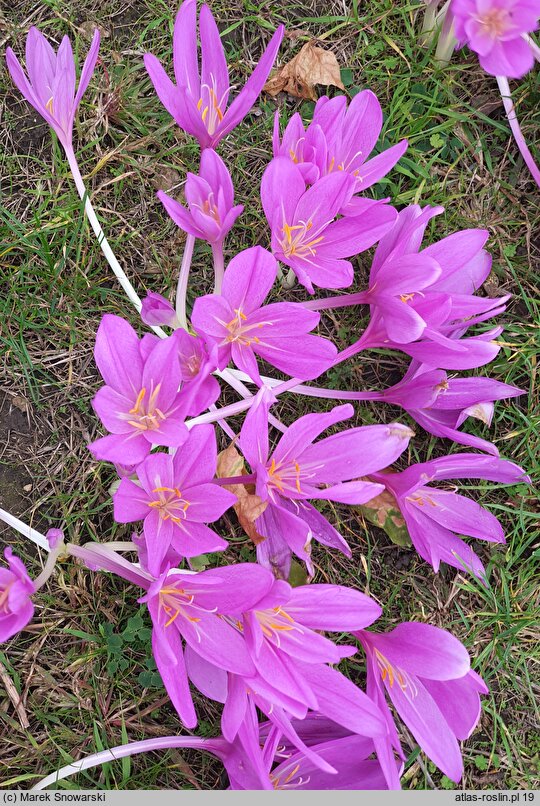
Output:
165,609,181,628
130,387,146,414
46,96,54,114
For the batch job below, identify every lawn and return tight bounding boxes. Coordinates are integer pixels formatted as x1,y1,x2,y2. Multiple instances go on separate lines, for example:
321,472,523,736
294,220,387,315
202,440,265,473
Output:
0,0,539,790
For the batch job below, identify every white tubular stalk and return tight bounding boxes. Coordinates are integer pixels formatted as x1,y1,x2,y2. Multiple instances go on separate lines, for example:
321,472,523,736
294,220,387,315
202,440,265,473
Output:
0,508,49,551
64,148,167,338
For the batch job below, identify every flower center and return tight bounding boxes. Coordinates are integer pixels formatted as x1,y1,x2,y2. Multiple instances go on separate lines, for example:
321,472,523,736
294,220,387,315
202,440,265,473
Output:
280,219,325,259
374,648,415,694
221,308,269,347
126,386,166,431
148,486,191,522
158,583,212,628
255,606,297,644
0,583,13,613
478,8,511,37
271,765,310,790
196,76,228,135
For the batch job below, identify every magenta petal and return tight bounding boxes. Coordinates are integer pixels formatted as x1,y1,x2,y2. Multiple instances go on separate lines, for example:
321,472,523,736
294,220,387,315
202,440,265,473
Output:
88,432,150,464
216,24,284,142
367,623,470,680
171,521,228,558
151,626,197,728
192,293,233,341
297,662,387,738
385,673,463,782
171,423,218,487
182,611,254,676
92,386,134,434
74,29,100,108
290,584,382,631
299,422,412,482
412,490,505,543
320,211,395,257
157,190,200,237
221,246,277,312
272,404,354,466
222,673,248,742
172,0,200,93
261,157,305,230
200,4,229,108
180,484,236,522
423,671,485,741
113,478,151,523
143,509,175,575
185,644,227,703
355,140,408,190
94,315,144,396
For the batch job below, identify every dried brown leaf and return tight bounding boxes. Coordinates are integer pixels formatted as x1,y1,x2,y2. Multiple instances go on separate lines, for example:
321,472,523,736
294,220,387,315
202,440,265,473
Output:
358,482,411,548
217,443,268,546
263,41,345,102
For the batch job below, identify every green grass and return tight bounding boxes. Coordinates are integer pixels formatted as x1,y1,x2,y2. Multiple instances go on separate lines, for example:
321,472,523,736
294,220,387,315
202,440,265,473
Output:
1,0,539,790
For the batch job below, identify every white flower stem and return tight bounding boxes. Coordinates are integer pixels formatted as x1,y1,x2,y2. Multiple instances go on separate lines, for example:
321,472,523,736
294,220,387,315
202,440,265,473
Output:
32,736,219,790
64,147,167,338
175,233,196,329
212,241,225,294
496,76,540,189
0,508,49,551
523,33,540,63
282,266,297,289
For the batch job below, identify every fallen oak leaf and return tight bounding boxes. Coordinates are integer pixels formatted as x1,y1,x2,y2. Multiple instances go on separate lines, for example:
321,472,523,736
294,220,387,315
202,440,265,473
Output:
263,40,346,102
217,442,268,546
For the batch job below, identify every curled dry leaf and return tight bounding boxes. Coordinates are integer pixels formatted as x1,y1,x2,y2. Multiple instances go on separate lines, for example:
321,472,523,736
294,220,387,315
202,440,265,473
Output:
358,482,411,548
263,40,345,102
217,442,268,546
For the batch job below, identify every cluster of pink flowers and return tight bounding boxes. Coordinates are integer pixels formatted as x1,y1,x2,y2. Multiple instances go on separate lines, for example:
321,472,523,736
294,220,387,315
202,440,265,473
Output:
3,0,531,790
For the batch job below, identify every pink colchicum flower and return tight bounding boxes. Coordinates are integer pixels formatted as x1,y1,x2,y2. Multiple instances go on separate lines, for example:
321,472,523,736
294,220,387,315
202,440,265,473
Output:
140,563,275,728
261,158,396,293
176,330,221,415
356,623,488,786
274,90,408,194
0,548,35,642
451,0,539,77
88,315,190,465
239,392,414,576
382,366,524,455
113,424,236,575
370,453,530,579
144,0,284,149
192,246,337,385
158,149,243,246
140,292,180,329
6,26,100,150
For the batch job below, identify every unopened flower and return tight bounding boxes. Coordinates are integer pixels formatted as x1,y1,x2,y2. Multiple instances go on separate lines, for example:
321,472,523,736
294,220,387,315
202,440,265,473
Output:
141,292,180,328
